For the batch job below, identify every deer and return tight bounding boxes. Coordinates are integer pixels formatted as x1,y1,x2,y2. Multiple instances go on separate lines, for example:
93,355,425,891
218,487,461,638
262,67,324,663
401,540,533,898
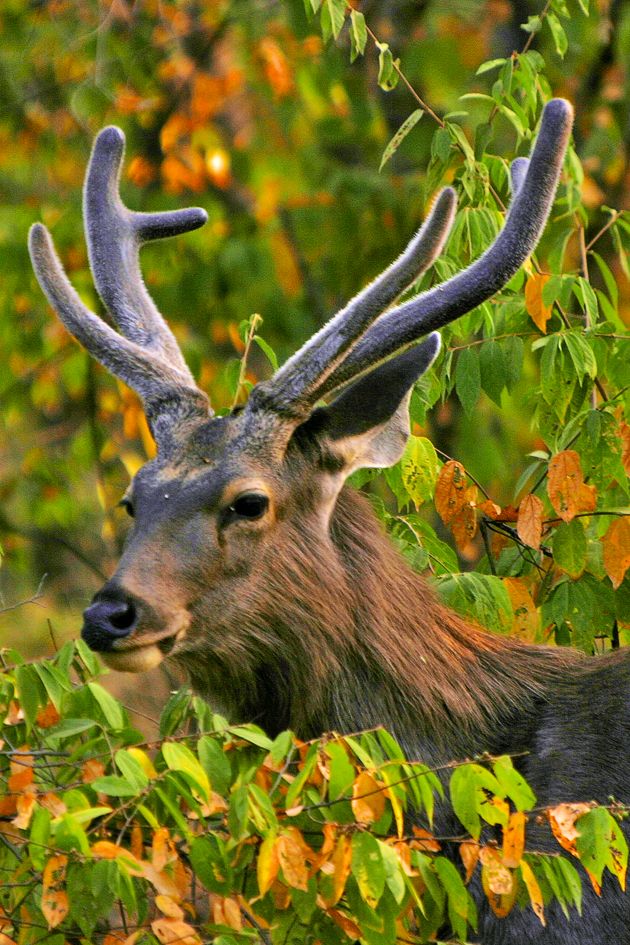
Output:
28,98,630,943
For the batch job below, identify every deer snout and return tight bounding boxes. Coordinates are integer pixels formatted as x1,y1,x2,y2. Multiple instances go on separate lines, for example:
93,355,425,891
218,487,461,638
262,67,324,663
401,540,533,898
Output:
82,595,138,652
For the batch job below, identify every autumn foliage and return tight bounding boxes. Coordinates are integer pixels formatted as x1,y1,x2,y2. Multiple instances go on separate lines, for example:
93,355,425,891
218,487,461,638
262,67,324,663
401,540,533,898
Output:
0,643,628,944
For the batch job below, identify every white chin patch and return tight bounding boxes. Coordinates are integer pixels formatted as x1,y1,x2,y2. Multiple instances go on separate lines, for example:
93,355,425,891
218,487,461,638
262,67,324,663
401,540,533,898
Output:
101,644,165,673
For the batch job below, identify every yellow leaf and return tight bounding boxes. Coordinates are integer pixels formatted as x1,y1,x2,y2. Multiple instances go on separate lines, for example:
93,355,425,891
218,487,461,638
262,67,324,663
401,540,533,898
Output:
525,273,552,333
480,846,514,895
351,771,385,825
42,855,69,929
257,833,280,896
519,859,546,926
602,517,630,589
504,578,539,643
155,895,183,920
517,494,544,550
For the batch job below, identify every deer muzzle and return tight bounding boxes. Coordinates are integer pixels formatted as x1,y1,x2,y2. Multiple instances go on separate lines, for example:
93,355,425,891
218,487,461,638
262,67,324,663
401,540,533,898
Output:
81,586,188,672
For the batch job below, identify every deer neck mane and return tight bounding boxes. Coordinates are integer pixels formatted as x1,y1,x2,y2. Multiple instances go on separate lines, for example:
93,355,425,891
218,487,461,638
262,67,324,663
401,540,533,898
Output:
315,488,584,761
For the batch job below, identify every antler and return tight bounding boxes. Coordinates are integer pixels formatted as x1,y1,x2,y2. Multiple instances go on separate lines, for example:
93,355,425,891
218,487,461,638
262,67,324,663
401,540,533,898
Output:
29,127,210,449
252,98,573,416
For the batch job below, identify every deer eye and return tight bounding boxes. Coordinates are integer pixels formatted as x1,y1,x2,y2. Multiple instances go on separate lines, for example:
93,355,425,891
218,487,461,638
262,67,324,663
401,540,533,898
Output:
228,492,269,521
119,497,135,518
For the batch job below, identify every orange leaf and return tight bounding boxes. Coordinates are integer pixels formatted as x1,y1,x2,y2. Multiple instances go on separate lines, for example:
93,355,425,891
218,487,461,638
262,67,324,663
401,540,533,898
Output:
525,273,552,333
12,792,36,830
547,450,593,523
351,771,385,825
480,846,516,918
277,833,308,891
450,485,478,552
257,833,280,896
478,499,501,519
40,793,67,817
502,811,526,868
547,802,593,857
222,897,243,931
92,840,129,860
8,751,34,793
36,702,61,728
459,840,480,883
519,859,546,926
435,460,469,525
504,578,539,643
152,826,177,872
151,918,201,945
42,855,69,929
517,494,544,550
602,517,630,589
82,758,106,783
328,909,361,939
410,827,441,852
321,835,352,907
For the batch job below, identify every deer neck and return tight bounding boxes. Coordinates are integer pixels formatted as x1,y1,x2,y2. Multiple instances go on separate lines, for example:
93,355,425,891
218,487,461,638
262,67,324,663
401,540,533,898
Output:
315,488,584,764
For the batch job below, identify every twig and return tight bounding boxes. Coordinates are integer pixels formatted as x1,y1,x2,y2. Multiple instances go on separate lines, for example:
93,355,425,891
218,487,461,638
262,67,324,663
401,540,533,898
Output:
0,575,47,616
231,313,263,409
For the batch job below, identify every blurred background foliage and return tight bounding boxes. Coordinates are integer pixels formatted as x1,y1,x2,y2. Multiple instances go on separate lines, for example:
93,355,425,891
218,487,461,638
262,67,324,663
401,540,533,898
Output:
0,0,628,706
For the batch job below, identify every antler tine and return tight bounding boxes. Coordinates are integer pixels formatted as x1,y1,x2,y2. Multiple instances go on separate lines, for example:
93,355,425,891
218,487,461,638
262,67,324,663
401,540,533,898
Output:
248,186,457,418
29,223,210,448
315,98,573,398
84,126,207,383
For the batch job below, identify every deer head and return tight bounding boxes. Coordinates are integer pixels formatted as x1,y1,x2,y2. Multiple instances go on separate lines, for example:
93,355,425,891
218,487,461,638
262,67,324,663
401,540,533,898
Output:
29,101,572,727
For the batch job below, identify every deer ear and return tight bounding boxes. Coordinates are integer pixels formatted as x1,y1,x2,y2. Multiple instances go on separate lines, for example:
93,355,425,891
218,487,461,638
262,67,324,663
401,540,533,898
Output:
303,333,440,475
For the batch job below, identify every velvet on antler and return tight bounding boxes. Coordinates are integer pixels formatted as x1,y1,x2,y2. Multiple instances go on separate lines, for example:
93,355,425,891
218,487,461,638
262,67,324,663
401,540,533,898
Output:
250,98,572,413
28,127,210,449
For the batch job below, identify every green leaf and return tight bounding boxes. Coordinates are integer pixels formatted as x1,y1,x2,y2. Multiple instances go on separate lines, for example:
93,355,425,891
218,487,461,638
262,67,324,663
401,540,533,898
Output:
351,831,386,907
115,749,149,792
455,346,481,415
435,856,475,940
227,724,273,750
576,807,628,887
198,735,232,795
15,664,46,728
546,11,568,57
378,839,406,903
400,435,438,507
377,42,399,91
90,775,138,798
552,520,587,578
380,109,423,172
252,335,278,372
479,340,507,406
492,755,536,810
432,126,452,164
319,0,346,42
563,330,598,383
87,682,125,730
449,763,504,839
476,58,506,75
326,741,355,800
162,741,211,801
349,10,367,62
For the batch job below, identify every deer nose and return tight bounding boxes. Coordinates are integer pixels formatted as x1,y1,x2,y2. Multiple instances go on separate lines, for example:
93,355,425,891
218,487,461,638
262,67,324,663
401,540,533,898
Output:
82,597,138,652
